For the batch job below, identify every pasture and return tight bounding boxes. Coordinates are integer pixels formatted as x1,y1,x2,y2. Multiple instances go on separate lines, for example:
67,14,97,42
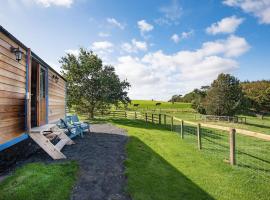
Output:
170,112,270,135
110,118,270,200
126,100,192,111
126,100,270,135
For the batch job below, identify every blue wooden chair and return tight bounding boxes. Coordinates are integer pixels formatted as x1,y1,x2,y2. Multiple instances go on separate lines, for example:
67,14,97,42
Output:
58,118,83,139
67,114,90,133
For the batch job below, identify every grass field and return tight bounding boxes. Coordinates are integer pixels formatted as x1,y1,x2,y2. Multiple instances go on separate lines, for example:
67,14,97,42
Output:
110,118,270,200
168,112,270,135
124,100,270,135
114,99,270,135
126,100,192,111
0,162,78,200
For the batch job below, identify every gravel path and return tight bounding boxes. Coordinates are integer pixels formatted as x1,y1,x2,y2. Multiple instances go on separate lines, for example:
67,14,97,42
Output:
3,123,131,200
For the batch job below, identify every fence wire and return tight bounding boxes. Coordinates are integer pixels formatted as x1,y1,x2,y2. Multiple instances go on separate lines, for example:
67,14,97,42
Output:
173,118,270,179
98,111,270,179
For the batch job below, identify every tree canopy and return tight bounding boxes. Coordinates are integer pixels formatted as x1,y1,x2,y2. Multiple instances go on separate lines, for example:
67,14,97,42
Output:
60,48,130,118
204,73,243,116
241,80,270,114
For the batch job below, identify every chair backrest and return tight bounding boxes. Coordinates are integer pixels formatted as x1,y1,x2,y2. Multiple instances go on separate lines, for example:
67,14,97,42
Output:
72,115,80,123
59,118,74,134
66,115,73,124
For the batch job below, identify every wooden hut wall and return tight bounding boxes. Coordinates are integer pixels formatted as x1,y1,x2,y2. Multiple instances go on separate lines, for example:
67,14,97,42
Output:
48,70,66,123
0,32,27,144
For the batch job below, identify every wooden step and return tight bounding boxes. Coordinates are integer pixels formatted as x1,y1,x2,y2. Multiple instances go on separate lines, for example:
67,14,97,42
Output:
29,124,75,160
29,133,66,159
55,138,70,151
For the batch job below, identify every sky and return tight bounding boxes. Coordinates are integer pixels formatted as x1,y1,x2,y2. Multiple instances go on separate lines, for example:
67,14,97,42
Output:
1,0,270,100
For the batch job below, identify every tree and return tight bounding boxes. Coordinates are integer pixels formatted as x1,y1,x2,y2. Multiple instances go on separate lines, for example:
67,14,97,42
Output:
60,48,130,118
204,73,243,116
241,80,270,115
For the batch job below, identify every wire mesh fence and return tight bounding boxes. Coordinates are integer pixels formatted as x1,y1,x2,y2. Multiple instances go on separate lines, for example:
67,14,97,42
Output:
97,110,270,179
171,117,270,179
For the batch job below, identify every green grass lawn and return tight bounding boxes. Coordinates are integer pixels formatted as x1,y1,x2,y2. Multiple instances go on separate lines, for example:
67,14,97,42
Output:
0,162,78,200
123,100,192,111
110,118,270,200
171,112,270,135
115,99,270,135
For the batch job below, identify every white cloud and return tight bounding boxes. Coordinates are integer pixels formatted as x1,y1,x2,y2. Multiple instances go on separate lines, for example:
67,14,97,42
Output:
156,0,182,25
29,0,74,7
171,34,180,43
98,32,110,38
137,20,154,35
107,18,125,29
115,35,249,100
121,39,148,53
171,30,194,43
90,41,114,61
223,0,270,24
65,49,80,57
91,41,114,51
206,16,244,35
201,35,250,57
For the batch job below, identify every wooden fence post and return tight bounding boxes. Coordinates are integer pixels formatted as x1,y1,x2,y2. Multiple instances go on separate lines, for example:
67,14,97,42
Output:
171,117,174,131
159,114,161,125
229,128,236,165
197,123,202,150
145,113,148,122
152,114,154,123
164,115,167,125
125,111,127,118
135,112,137,119
180,120,184,139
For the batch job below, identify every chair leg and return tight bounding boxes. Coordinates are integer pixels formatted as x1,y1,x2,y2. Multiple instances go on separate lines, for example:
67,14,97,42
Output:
80,130,84,138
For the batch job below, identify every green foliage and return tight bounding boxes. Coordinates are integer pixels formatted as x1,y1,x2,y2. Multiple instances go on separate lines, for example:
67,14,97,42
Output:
241,80,270,114
169,86,209,104
60,48,130,118
204,73,243,116
0,162,78,200
169,88,208,114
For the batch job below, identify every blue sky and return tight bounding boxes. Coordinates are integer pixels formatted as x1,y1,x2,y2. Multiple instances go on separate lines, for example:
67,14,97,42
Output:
1,0,270,100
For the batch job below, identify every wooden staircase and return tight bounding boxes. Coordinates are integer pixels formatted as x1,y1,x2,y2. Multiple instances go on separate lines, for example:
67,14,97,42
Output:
29,124,75,159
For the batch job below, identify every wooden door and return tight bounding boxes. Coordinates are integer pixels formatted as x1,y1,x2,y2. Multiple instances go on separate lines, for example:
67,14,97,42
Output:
37,65,47,126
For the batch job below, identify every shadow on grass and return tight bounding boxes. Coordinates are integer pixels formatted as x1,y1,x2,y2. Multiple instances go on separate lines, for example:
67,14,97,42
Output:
109,118,270,176
108,118,172,132
126,135,215,200
245,122,270,130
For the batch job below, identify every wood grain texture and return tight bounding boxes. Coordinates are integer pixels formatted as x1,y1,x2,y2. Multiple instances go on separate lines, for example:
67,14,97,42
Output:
0,32,26,54
0,34,27,142
48,69,66,123
0,105,24,113
0,82,25,93
0,75,25,88
0,44,26,65
0,60,26,76
0,67,25,83
0,131,25,145
0,53,26,71
0,90,25,99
